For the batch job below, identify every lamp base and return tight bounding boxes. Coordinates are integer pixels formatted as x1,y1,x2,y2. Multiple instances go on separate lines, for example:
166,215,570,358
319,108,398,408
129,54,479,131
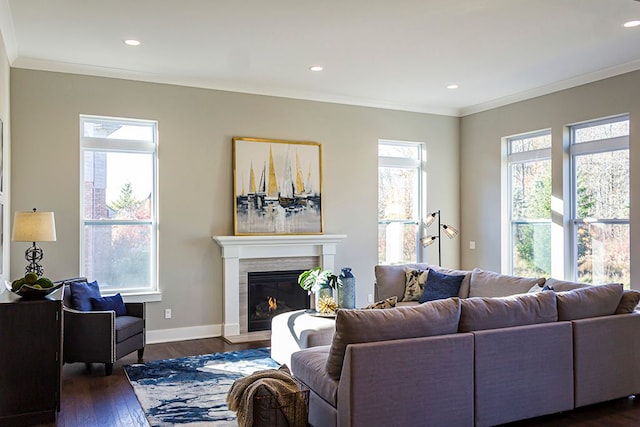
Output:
24,243,45,277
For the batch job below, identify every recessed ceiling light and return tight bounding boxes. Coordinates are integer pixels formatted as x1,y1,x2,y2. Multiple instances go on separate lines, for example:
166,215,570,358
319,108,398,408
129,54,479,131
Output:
124,39,141,46
447,84,459,89
624,20,640,28
309,65,324,72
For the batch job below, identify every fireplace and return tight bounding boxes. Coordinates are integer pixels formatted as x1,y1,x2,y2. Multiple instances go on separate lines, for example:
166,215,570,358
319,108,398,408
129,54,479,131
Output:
212,234,347,341
248,270,309,332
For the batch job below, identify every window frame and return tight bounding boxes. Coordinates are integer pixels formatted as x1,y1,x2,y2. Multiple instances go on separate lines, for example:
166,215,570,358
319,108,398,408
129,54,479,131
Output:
569,115,629,283
377,139,425,264
79,115,159,299
505,130,552,276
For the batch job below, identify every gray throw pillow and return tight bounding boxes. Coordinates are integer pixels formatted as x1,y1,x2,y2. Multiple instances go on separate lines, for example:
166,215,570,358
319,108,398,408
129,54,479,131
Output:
325,298,461,380
458,291,558,332
556,283,624,321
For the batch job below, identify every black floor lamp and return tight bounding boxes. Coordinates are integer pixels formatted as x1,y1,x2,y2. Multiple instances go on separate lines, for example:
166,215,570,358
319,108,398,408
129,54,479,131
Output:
421,210,458,266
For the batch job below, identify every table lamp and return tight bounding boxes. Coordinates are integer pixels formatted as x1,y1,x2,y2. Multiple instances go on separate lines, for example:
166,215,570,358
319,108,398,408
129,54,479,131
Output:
12,208,57,276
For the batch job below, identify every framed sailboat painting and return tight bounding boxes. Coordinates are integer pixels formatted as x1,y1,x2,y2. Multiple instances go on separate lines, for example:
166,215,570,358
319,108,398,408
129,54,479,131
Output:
232,137,324,235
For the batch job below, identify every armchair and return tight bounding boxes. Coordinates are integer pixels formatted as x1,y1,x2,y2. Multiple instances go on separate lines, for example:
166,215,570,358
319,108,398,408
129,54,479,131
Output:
59,278,146,376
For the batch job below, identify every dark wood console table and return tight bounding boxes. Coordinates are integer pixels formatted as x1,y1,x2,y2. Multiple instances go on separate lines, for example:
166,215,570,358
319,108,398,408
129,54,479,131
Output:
0,288,62,426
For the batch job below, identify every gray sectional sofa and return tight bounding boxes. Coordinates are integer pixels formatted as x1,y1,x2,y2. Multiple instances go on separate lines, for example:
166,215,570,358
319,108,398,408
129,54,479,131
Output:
290,264,640,427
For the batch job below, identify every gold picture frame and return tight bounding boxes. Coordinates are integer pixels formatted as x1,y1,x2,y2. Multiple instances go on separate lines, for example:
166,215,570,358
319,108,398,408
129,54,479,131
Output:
233,137,323,235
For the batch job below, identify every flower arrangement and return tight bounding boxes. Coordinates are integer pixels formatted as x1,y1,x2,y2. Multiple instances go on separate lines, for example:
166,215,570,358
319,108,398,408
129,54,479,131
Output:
297,267,340,294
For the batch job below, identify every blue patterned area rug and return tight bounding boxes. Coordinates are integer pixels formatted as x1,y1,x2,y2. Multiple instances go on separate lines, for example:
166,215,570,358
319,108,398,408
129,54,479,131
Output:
124,348,280,427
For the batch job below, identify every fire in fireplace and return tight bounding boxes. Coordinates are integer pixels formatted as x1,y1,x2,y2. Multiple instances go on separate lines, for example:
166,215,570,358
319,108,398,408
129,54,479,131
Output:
248,269,310,332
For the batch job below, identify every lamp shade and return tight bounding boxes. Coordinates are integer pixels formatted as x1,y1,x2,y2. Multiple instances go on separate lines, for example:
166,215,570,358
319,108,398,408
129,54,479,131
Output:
12,211,57,242
424,211,438,227
442,224,458,239
422,235,438,247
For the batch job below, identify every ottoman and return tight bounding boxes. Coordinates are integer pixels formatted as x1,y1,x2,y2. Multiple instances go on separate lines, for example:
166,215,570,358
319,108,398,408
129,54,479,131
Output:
270,309,336,366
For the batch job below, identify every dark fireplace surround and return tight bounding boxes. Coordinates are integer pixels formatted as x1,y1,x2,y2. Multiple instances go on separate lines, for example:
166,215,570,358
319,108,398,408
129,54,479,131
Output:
247,269,310,332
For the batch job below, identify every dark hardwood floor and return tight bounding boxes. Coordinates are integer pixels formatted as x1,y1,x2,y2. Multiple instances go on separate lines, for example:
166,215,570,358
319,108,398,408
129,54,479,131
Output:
42,338,269,427
37,337,640,426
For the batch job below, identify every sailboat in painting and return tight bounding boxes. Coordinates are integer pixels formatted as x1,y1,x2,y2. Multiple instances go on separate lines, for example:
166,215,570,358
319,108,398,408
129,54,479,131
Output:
279,147,313,210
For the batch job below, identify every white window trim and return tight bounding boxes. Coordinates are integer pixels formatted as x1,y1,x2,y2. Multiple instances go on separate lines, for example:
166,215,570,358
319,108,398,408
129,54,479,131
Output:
503,130,551,275
568,116,629,282
378,139,426,264
79,115,159,297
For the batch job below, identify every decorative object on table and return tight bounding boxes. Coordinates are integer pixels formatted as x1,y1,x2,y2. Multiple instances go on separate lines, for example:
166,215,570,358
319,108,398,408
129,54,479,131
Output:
421,210,458,266
124,348,280,426
316,293,337,314
298,267,340,313
232,137,323,235
337,267,356,309
12,208,57,276
6,273,61,299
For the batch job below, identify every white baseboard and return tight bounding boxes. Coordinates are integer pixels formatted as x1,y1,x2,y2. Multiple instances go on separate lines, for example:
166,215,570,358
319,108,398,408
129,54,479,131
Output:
146,324,223,344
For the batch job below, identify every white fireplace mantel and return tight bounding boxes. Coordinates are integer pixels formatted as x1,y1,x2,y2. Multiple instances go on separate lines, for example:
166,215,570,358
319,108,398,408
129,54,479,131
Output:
212,234,347,338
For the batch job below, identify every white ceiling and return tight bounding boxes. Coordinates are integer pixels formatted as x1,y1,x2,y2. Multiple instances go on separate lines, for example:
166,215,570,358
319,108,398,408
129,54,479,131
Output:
2,0,640,116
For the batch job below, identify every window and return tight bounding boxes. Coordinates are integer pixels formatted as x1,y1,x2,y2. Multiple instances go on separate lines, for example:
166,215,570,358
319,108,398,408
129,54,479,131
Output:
378,140,423,264
80,115,158,295
570,116,629,287
506,131,551,277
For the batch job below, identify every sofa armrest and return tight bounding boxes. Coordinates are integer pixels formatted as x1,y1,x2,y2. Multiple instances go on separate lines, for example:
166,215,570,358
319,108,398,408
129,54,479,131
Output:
337,333,474,427
63,307,116,363
125,302,145,319
573,313,640,407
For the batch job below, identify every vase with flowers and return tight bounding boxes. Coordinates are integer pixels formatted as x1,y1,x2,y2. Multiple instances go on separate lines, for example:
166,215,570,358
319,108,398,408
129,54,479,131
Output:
298,267,340,314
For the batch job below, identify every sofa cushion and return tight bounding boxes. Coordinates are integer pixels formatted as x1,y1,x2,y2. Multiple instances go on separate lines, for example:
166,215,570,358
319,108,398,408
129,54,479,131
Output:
69,280,101,311
469,268,545,298
419,269,465,303
459,292,558,332
115,316,144,343
325,298,461,380
544,278,592,292
402,267,428,301
616,290,640,314
363,296,397,309
374,263,430,301
556,283,624,321
291,346,338,406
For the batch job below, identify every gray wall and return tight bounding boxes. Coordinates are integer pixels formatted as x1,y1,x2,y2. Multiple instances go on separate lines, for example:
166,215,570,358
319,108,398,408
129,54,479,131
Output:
460,70,640,289
10,69,460,336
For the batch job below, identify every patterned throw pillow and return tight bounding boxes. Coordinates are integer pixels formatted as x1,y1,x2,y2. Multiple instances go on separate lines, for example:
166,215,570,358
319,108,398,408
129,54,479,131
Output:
363,296,398,309
403,267,428,301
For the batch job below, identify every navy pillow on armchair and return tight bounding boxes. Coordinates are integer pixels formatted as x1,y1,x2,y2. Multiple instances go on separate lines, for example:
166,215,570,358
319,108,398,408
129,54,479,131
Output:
90,293,127,317
419,269,465,303
70,280,102,311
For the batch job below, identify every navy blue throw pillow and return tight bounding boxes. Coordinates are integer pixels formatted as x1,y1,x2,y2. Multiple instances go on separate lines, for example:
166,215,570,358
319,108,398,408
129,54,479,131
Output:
419,269,466,303
91,293,127,317
70,280,101,311
542,284,555,291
